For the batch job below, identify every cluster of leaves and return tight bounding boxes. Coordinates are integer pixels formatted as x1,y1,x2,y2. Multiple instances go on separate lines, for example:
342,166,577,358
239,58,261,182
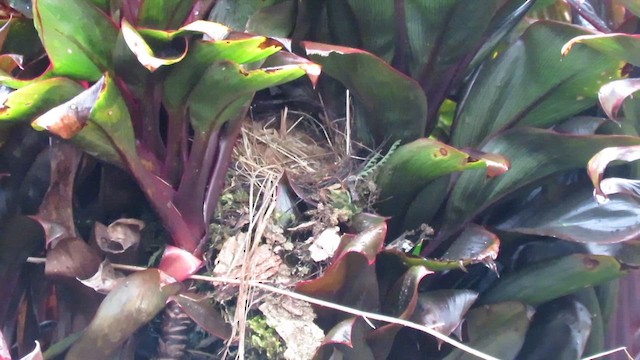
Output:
3,0,640,359
223,0,640,358
0,0,318,358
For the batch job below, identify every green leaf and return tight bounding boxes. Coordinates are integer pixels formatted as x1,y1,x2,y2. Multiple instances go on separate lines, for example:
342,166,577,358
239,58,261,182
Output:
208,0,292,31
451,21,623,148
0,78,83,123
33,0,118,81
65,269,180,360
375,138,483,217
163,37,281,114
187,60,305,134
137,0,197,29
479,254,624,306
404,0,496,76
441,128,640,240
302,41,428,147
120,19,187,72
246,0,296,37
444,302,532,360
1,18,43,62
562,32,640,67
574,288,605,357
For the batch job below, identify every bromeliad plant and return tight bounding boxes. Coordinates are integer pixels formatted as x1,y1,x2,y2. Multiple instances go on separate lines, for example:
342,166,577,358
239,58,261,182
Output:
1,0,317,255
0,1,318,358
214,0,640,358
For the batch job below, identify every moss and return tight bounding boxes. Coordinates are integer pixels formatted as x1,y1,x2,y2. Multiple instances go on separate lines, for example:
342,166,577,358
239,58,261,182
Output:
247,315,285,359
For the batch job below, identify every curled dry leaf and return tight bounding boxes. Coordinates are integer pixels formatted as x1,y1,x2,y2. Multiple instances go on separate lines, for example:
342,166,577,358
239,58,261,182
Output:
98,218,145,254
121,20,187,72
77,259,125,294
588,145,640,202
463,148,510,177
598,78,640,120
258,296,324,360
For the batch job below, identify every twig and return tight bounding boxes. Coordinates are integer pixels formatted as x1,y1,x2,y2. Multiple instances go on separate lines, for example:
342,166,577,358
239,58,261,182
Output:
345,89,352,156
26,256,498,360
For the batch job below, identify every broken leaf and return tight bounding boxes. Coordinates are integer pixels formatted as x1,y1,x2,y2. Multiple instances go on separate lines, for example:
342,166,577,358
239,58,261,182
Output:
77,259,124,294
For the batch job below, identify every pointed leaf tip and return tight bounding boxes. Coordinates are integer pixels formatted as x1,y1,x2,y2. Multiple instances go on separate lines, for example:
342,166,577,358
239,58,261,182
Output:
598,78,640,120
32,77,105,139
588,145,640,202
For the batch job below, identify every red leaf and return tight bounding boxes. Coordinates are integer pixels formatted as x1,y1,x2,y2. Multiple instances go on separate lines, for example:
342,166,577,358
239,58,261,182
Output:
158,245,203,282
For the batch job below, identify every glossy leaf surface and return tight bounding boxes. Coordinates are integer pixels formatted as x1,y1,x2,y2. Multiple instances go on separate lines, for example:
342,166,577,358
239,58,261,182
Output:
187,60,305,134
296,222,386,324
411,290,478,336
121,20,187,71
498,187,640,244
480,254,624,305
518,299,592,360
302,41,428,147
442,128,640,240
163,37,281,114
452,21,622,148
562,32,640,67
137,0,197,29
375,138,484,217
33,0,118,80
0,78,83,123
